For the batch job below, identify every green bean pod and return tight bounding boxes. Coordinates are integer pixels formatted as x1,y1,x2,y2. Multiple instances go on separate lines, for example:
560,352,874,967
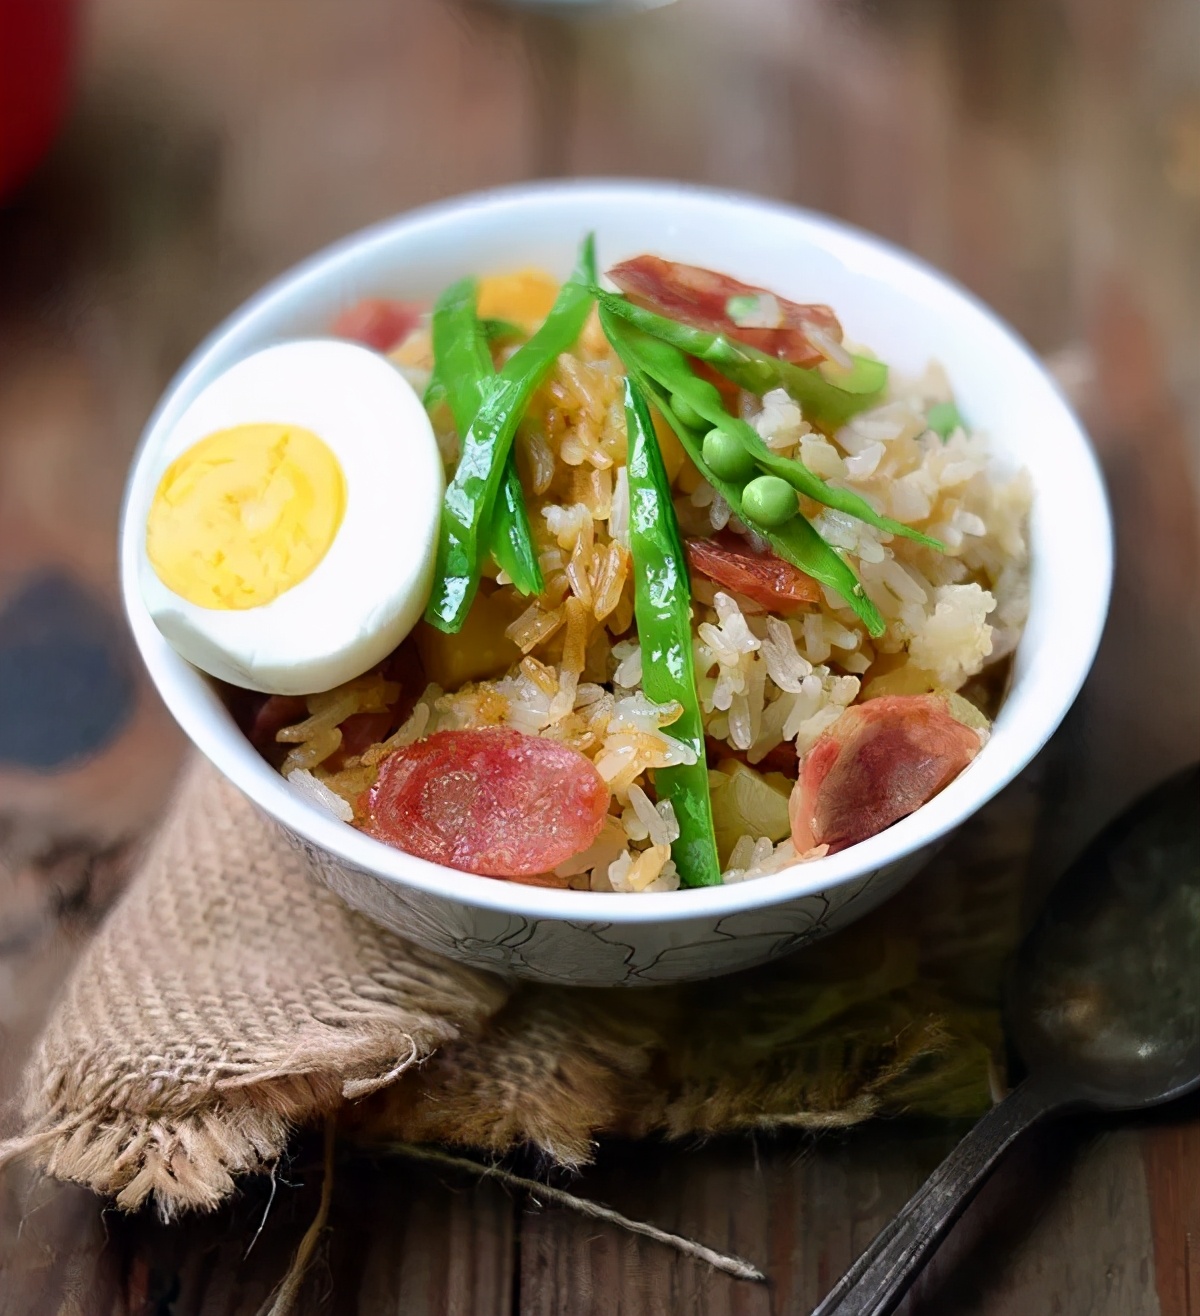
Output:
425,314,528,406
623,376,722,888
430,278,492,420
427,277,543,597
482,330,542,595
489,461,543,594
594,289,887,431
607,320,942,552
600,309,886,637
479,317,525,345
425,235,597,632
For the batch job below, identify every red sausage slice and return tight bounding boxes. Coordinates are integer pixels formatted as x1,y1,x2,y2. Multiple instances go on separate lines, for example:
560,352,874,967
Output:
790,695,981,853
247,694,308,752
608,255,843,368
331,298,424,353
362,729,611,879
687,534,822,612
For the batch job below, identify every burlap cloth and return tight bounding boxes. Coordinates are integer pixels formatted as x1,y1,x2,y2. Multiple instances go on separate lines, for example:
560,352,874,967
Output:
0,755,1031,1220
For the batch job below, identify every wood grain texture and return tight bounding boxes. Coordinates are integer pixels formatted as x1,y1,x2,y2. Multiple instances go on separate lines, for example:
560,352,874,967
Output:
0,0,1196,1310
1144,1118,1200,1316
93,1145,516,1315
353,1160,515,1316
0,1173,124,1316
904,1123,1161,1316
515,1133,953,1316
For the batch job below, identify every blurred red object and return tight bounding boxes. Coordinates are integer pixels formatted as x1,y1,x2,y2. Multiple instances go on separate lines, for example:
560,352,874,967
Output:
0,0,77,201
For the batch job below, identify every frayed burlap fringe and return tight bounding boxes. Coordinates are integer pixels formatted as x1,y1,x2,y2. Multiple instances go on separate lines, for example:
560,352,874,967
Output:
1,754,1033,1218
0,759,508,1217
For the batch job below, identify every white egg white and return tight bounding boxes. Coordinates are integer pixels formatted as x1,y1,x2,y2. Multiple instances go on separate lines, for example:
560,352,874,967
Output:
137,339,443,695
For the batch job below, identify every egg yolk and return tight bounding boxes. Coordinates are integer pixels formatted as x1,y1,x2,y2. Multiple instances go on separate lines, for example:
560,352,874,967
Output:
476,269,559,330
146,423,346,610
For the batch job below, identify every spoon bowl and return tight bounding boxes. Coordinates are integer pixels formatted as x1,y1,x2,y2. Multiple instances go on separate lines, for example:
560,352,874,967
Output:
816,763,1200,1316
1008,764,1200,1110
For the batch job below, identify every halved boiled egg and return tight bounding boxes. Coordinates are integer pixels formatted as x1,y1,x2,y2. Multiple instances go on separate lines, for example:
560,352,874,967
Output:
138,339,443,695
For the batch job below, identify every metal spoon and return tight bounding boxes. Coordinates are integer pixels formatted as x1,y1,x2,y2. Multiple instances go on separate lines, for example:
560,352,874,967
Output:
814,763,1200,1316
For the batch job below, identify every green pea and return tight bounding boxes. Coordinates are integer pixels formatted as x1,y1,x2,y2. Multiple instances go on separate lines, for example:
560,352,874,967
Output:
670,393,706,430
701,427,759,482
742,475,798,528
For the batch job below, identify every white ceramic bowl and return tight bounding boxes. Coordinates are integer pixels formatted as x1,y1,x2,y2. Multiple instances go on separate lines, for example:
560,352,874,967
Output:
120,181,1111,986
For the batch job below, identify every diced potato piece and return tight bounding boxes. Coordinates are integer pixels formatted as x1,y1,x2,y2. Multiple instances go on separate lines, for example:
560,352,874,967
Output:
477,270,559,331
673,450,705,495
388,326,432,370
651,408,687,483
863,662,937,699
416,590,520,690
938,690,991,733
710,758,792,865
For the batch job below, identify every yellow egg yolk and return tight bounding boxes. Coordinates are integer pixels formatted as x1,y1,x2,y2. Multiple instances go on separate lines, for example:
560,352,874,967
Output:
146,423,346,610
476,269,560,330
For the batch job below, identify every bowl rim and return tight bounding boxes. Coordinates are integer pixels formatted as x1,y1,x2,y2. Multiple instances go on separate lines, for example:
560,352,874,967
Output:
120,177,1113,925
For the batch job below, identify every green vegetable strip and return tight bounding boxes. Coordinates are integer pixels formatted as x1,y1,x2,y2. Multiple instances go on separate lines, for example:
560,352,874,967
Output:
623,376,721,887
484,322,544,595
479,317,525,345
927,400,964,441
489,463,543,594
422,374,447,413
653,372,885,638
607,321,941,552
425,234,597,631
816,354,888,396
594,290,887,431
600,309,885,637
431,277,494,427
427,237,596,630
429,279,542,596
423,317,526,412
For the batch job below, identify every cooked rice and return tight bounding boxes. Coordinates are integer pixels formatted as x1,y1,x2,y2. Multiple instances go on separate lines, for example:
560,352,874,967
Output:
276,308,1030,889
286,768,354,822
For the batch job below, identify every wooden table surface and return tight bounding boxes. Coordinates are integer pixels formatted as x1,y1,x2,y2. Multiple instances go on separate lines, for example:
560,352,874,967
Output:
1,0,1198,1311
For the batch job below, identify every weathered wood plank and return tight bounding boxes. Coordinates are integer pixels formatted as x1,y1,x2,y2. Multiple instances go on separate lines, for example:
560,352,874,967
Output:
903,1123,1160,1316
1143,1118,1200,1316
0,1172,124,1316
100,1147,516,1316
516,1132,953,1316
513,1120,1161,1316
0,0,1196,1313
353,1156,515,1316
105,1155,330,1315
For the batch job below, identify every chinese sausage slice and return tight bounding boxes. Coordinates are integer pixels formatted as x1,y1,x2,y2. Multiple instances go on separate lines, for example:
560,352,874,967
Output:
608,254,843,368
362,728,611,879
790,694,981,854
686,534,821,613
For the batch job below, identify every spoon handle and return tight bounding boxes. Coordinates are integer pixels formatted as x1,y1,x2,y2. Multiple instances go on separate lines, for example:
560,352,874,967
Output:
812,1077,1065,1316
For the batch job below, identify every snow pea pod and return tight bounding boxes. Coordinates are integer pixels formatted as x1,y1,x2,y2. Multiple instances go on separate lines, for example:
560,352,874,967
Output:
478,319,542,596
623,375,721,888
480,317,525,345
430,276,493,424
600,310,885,637
489,463,543,595
425,235,597,633
423,316,525,412
429,278,543,597
594,290,886,431
608,318,942,552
